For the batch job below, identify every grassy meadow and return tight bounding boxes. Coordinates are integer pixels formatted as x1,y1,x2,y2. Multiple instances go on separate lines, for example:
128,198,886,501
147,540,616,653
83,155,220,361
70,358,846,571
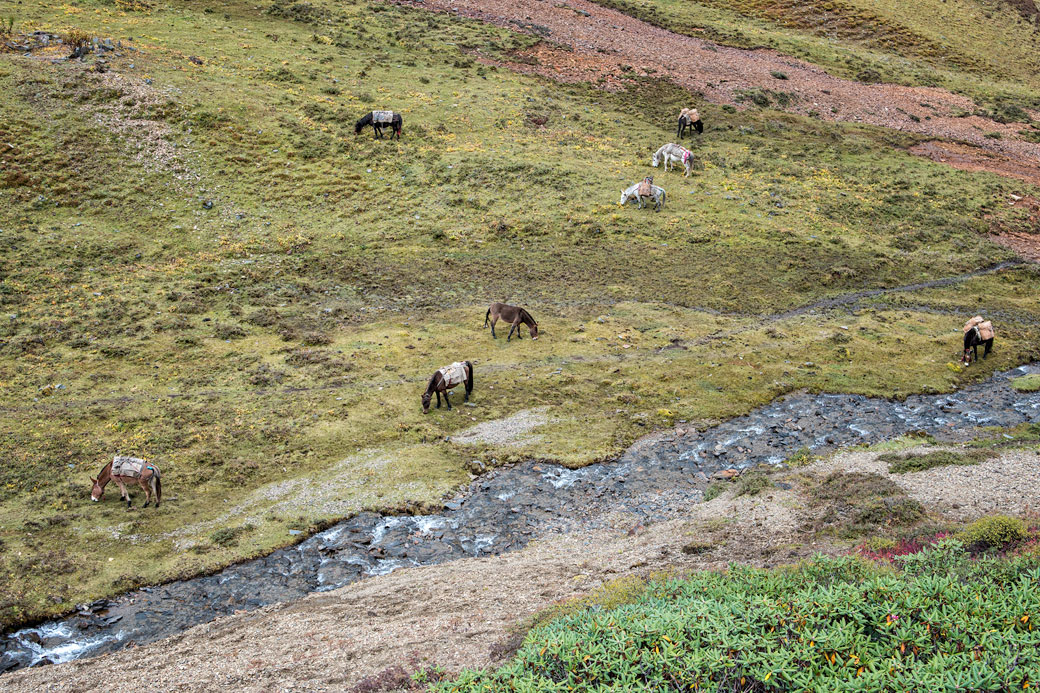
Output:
1,0,1039,627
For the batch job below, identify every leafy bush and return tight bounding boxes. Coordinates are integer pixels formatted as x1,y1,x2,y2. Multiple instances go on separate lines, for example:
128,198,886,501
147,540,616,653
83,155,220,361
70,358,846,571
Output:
958,515,1028,549
880,448,996,474
439,545,1040,691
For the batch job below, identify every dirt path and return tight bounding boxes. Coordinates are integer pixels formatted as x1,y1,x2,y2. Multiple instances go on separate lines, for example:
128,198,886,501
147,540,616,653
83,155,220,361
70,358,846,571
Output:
397,0,1040,184
6,445,1036,692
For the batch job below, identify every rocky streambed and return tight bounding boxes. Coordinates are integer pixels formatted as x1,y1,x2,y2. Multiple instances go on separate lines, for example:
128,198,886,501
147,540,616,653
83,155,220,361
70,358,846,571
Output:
2,364,1038,673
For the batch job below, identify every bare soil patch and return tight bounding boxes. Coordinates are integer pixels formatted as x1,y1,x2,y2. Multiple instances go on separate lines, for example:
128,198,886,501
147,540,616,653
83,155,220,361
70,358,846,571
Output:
396,0,1040,180
6,444,1036,691
910,141,1040,185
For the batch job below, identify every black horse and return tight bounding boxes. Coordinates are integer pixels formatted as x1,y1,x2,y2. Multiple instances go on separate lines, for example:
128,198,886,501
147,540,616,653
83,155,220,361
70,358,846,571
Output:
422,361,473,413
355,111,402,140
962,326,994,365
677,115,703,139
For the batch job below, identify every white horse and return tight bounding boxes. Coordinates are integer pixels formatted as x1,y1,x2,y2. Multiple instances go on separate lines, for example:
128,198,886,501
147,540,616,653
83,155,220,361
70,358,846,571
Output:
651,143,694,177
619,181,666,211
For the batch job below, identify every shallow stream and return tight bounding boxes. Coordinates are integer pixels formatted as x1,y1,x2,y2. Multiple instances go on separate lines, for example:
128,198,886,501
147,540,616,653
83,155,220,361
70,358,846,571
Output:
2,364,1038,673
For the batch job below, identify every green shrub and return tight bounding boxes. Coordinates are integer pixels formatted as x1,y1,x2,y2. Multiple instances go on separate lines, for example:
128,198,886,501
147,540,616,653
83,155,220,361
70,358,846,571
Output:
958,515,1028,549
734,471,771,497
702,481,726,501
440,545,1040,691
1011,374,1040,392
880,448,996,474
210,523,255,547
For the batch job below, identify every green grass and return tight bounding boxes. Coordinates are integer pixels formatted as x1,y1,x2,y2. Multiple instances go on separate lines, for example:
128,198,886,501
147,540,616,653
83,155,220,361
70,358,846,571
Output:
1,0,1039,628
880,447,998,474
1012,374,1040,392
437,542,1040,691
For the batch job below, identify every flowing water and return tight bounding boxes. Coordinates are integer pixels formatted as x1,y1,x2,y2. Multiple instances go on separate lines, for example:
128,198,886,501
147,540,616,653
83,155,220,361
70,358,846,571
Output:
2,364,1038,673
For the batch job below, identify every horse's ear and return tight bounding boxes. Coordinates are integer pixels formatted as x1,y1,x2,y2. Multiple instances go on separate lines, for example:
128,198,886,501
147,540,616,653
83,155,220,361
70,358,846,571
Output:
90,476,97,483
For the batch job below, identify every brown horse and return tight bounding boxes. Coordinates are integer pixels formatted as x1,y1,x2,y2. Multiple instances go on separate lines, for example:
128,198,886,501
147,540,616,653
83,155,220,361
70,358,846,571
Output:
484,302,538,341
91,457,162,509
422,361,473,413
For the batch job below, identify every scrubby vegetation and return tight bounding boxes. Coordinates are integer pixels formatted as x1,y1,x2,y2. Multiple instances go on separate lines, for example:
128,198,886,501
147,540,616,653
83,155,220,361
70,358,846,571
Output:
1,0,1039,629
807,472,925,537
958,514,1029,549
439,542,1040,691
880,447,997,474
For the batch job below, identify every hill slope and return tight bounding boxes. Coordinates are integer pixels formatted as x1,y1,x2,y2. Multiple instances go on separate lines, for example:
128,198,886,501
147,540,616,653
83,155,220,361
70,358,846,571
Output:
0,0,1039,630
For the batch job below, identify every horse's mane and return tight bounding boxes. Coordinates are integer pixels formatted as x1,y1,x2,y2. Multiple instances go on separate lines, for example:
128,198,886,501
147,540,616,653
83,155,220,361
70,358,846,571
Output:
520,308,536,326
424,370,440,393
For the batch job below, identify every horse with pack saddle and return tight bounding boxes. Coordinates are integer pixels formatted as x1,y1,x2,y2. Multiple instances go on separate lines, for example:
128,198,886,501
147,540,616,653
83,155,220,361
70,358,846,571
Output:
91,456,162,509
355,110,403,139
961,316,995,365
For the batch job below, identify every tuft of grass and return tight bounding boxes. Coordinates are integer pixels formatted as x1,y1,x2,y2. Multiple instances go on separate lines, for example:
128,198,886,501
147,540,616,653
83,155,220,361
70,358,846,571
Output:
703,481,727,501
210,523,255,547
880,448,997,474
808,471,925,537
734,470,772,497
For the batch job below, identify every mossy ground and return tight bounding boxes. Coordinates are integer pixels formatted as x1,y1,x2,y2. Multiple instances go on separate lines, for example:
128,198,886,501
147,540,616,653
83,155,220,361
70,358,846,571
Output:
1,0,1039,628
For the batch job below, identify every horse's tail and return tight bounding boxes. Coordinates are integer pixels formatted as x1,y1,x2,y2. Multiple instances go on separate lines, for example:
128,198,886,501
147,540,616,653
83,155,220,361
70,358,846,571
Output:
149,466,162,506
465,361,474,396
484,307,491,327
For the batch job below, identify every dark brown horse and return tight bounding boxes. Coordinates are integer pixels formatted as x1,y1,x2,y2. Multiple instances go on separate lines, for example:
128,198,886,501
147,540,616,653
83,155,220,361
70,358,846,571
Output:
962,324,994,365
91,457,162,509
355,111,402,139
422,361,474,413
484,302,538,341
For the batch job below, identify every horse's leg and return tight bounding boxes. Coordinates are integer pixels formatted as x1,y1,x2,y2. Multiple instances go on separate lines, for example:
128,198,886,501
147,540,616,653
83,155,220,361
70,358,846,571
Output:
445,388,452,410
115,477,131,508
490,315,497,339
984,339,993,358
436,390,442,409
507,322,516,341
140,478,151,508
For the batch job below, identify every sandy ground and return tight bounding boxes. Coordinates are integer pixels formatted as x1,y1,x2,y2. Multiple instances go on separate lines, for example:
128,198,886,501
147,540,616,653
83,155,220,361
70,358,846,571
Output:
394,0,1040,185
6,444,1037,692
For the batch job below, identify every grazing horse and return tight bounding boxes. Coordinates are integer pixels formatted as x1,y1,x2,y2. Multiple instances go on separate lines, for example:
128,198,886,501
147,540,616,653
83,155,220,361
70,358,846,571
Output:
91,457,162,509
619,181,666,211
422,361,474,413
651,143,695,177
355,110,402,139
485,302,538,341
962,320,994,365
677,108,703,138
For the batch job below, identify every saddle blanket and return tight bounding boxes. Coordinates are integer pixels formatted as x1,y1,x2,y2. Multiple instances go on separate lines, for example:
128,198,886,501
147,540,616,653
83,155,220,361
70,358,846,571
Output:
680,108,699,121
373,110,394,124
112,456,146,478
963,315,984,333
978,321,994,340
438,362,468,388
637,181,652,196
